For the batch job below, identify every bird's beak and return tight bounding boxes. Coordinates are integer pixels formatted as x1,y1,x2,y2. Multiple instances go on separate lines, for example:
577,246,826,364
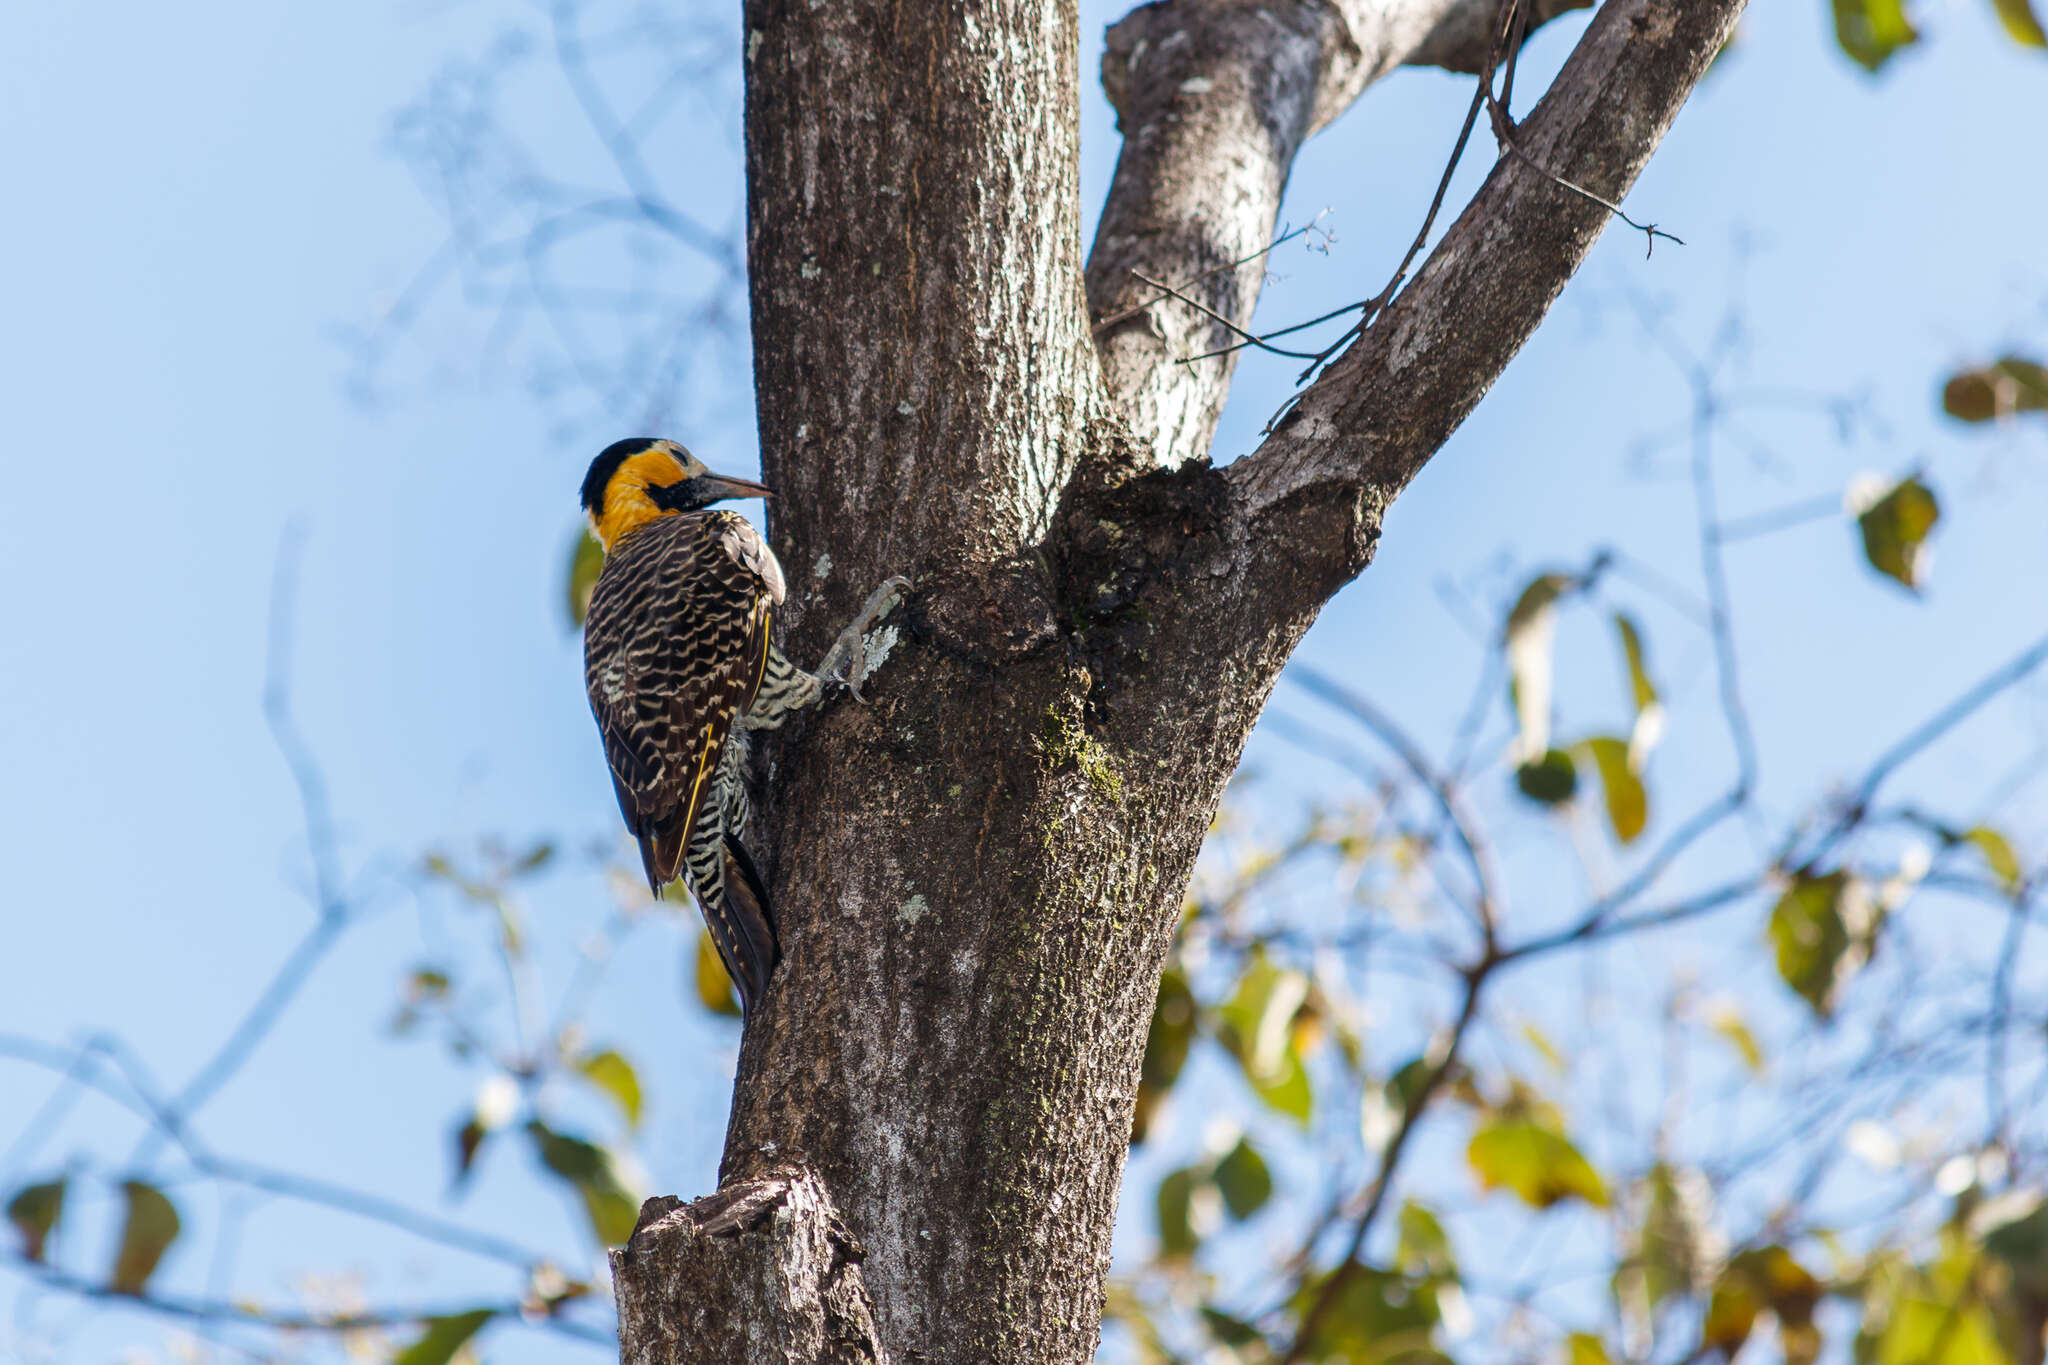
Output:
699,474,774,503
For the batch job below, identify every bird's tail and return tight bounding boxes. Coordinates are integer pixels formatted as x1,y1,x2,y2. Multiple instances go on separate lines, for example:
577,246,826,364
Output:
716,833,777,1011
670,826,777,1014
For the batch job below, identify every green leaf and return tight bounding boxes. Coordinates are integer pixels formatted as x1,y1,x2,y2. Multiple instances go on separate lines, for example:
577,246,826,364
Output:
1515,748,1578,806
1395,1200,1457,1279
109,1181,181,1295
1219,952,1309,1079
1634,1164,1704,1311
1575,736,1647,845
1855,475,1941,591
1215,1138,1273,1221
528,1123,643,1247
1977,1189,2048,1278
1250,1045,1314,1126
453,1116,489,1187
1505,574,1573,763
565,528,606,628
1991,0,2048,45
1200,1306,1266,1349
1156,1166,1201,1260
1134,967,1197,1144
1467,1120,1608,1209
693,928,742,1017
1963,826,2025,894
393,1309,494,1365
6,1180,64,1262
1768,871,1853,1017
1289,1266,1445,1362
1833,0,1919,71
575,1049,644,1131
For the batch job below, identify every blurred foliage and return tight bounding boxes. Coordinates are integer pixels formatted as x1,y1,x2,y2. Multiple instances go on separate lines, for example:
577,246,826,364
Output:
1831,0,2045,71
6,1,2048,1361
1946,357,2048,425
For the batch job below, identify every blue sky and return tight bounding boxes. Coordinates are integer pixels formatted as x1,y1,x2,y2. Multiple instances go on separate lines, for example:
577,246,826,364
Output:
2,0,2045,1360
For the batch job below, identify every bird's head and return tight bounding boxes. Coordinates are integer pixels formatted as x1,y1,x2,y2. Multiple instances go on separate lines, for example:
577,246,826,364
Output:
579,438,773,551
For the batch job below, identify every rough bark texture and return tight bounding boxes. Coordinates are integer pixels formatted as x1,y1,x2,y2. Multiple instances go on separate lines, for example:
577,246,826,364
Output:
616,0,1747,1361
613,1172,888,1364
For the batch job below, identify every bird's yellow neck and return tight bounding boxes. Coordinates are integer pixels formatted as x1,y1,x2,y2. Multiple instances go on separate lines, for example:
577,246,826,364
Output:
592,451,687,550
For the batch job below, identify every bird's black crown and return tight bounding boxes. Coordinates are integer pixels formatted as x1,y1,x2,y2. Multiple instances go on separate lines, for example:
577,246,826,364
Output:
580,438,659,515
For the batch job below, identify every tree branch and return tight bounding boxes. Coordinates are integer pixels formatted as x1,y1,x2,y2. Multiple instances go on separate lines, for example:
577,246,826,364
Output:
1226,0,1747,539
1085,0,1583,469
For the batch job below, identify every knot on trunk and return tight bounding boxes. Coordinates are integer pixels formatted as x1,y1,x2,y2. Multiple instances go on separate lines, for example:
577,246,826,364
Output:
613,1169,889,1365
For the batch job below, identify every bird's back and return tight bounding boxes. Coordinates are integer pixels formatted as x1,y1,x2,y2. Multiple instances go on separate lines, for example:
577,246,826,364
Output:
582,511,779,887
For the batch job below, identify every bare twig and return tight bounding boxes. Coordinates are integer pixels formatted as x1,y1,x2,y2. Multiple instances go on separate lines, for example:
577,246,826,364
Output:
1093,218,1328,335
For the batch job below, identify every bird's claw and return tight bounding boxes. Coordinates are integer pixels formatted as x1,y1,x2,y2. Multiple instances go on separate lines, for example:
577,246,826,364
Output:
823,575,912,703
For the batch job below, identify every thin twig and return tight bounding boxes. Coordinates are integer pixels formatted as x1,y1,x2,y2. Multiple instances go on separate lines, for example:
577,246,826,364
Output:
1129,270,1323,362
1279,972,1490,1362
132,528,362,1168
1092,218,1327,335
1290,666,1501,947
0,1253,611,1347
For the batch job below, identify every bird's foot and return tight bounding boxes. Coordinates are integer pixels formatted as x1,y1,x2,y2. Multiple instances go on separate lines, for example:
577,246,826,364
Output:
819,575,912,702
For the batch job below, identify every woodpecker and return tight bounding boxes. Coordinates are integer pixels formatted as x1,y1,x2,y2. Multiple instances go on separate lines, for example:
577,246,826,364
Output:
579,438,907,1013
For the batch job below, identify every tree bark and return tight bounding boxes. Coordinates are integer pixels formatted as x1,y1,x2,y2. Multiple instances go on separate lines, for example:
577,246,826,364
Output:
613,1172,889,1364
617,0,1746,1360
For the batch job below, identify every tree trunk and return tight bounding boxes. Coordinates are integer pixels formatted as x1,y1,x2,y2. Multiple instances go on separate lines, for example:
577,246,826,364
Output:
611,0,1745,1360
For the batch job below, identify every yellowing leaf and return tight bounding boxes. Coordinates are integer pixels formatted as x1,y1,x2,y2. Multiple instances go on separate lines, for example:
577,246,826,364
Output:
1708,1006,1766,1075
393,1309,494,1365
1701,1273,1760,1357
565,527,606,628
1768,872,1853,1017
694,928,741,1017
1565,1333,1615,1365
575,1048,644,1131
1575,736,1647,844
1521,1021,1567,1074
109,1181,181,1295
1963,826,2024,895
1704,1247,1823,1362
6,1180,64,1262
1612,612,1666,762
1991,0,2048,45
1467,1120,1608,1209
1875,1297,2009,1365
1855,475,1940,591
